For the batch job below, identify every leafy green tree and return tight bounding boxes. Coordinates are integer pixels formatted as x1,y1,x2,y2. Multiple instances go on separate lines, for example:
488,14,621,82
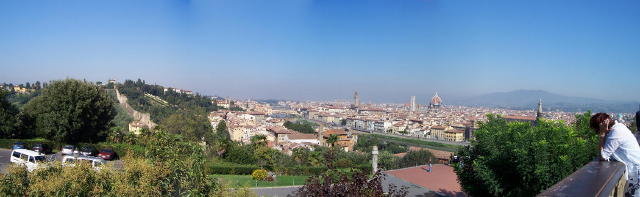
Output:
0,131,234,196
327,134,338,147
378,151,399,170
223,142,258,164
158,110,213,142
292,147,311,165
0,90,18,138
216,120,230,141
284,120,317,134
397,150,435,168
355,135,408,154
250,135,267,146
454,114,598,197
23,79,116,143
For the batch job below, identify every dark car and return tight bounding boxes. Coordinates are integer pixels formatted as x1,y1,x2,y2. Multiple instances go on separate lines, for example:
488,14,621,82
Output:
78,146,97,156
32,143,52,154
98,148,117,160
12,142,26,150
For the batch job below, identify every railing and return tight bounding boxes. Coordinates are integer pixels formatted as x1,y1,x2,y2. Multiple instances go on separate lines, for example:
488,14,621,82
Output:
537,161,627,197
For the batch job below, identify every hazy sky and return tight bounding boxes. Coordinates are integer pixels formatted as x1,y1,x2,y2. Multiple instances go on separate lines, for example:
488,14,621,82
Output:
1,0,639,103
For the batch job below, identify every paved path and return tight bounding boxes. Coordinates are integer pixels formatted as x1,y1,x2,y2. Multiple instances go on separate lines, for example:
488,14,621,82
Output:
0,149,12,173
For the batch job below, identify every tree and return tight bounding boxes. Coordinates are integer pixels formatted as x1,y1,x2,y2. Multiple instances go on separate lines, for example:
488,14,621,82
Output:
34,81,41,90
295,168,408,197
216,120,230,141
158,110,213,142
454,114,598,197
0,131,230,196
397,150,435,168
284,120,317,134
327,134,338,147
0,90,18,138
250,135,267,146
22,79,115,143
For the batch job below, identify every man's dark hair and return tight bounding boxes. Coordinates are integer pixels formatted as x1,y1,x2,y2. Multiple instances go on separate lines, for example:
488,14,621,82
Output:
590,113,614,133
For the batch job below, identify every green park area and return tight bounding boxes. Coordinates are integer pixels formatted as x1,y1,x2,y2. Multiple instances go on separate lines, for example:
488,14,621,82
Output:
211,174,309,188
365,133,462,152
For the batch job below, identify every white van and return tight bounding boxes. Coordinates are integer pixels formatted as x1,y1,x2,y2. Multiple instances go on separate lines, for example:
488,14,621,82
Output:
10,149,47,172
61,155,106,170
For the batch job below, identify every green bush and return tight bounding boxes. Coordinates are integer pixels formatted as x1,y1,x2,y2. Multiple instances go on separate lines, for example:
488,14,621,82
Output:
208,163,261,175
251,169,268,181
209,162,373,176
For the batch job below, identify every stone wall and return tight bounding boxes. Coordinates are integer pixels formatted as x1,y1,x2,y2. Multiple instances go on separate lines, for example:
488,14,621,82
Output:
114,88,157,129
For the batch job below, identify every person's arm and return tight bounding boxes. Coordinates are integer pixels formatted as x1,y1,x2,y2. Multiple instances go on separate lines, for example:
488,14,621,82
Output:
599,134,606,160
601,135,621,161
599,119,617,161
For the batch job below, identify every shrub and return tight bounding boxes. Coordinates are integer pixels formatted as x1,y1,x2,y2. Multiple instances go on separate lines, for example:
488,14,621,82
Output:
251,169,268,181
208,163,261,175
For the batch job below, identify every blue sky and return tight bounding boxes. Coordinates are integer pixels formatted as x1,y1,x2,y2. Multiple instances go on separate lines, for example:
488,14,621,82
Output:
1,0,639,103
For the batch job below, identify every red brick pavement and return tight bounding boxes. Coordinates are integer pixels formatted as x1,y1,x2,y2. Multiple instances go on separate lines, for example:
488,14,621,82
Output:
385,164,466,197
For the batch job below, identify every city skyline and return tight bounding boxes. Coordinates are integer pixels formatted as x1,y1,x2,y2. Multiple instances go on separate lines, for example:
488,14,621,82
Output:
1,0,639,102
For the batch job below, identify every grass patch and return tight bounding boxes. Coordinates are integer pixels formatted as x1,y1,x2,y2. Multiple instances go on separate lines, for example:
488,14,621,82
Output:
365,133,462,152
211,174,309,188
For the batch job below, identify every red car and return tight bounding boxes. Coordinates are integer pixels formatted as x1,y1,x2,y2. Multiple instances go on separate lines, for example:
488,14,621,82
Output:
97,149,117,160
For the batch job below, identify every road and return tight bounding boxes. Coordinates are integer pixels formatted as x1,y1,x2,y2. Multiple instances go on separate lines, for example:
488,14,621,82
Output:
0,149,11,173
0,148,123,173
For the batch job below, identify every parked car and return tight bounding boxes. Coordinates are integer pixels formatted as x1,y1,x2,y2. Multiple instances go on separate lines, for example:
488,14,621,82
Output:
78,146,97,156
10,149,47,172
32,143,52,154
98,149,117,160
61,145,76,155
12,142,26,150
61,155,106,170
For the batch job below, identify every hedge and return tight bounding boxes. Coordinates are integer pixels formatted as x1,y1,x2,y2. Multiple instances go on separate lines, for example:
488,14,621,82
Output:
208,163,373,176
207,163,261,175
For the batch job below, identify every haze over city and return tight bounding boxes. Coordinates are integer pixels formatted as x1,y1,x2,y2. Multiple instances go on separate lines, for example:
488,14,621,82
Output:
1,0,639,103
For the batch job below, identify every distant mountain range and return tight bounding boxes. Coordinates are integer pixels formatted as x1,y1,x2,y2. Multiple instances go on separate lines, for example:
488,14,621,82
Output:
449,90,640,113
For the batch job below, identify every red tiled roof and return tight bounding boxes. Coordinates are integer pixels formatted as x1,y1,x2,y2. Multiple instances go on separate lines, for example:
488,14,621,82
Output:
287,133,317,140
504,115,536,121
323,129,347,136
445,129,464,133
385,165,465,197
267,126,293,134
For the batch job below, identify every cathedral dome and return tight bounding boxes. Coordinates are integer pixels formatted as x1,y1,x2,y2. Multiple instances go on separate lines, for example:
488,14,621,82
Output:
431,92,442,105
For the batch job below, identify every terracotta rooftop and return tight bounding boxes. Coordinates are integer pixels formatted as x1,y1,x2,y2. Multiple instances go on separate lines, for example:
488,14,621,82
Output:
267,126,293,134
323,129,347,136
287,133,317,140
385,165,466,197
445,129,464,133
504,115,536,121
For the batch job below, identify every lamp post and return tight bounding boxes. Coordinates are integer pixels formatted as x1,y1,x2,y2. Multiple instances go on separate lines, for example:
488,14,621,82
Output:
372,146,379,174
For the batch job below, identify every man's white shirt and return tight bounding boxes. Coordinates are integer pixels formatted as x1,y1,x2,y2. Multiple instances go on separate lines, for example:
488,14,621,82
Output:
602,122,640,180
